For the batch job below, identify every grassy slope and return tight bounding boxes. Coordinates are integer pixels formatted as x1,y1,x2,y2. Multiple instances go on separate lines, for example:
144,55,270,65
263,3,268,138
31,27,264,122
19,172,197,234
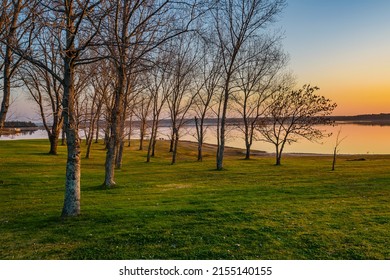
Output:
0,139,389,260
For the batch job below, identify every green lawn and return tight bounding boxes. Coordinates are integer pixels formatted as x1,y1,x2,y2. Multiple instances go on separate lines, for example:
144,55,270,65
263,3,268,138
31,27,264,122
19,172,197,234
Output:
0,139,389,259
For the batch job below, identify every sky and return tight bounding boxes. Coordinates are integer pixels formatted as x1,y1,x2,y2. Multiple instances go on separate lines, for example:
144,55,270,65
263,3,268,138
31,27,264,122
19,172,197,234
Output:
7,0,390,120
278,0,390,115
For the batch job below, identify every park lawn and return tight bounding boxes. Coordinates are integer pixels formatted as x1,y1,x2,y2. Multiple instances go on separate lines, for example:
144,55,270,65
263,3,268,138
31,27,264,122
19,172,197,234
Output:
0,139,389,259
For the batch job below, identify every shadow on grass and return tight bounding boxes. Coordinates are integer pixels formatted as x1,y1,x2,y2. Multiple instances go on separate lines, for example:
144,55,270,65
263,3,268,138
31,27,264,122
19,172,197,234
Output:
82,183,130,192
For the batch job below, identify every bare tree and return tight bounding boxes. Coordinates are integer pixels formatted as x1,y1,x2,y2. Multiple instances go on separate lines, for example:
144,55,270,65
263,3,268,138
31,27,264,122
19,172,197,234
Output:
144,52,172,162
90,59,114,148
134,92,152,151
331,127,346,171
212,0,286,170
258,84,337,165
20,64,63,155
232,35,287,159
0,0,29,133
166,34,200,164
80,66,105,159
11,0,109,217
193,40,223,161
103,0,202,186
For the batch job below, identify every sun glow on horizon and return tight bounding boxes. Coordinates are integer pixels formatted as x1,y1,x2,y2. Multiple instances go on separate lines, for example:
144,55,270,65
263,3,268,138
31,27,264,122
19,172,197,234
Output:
281,0,390,116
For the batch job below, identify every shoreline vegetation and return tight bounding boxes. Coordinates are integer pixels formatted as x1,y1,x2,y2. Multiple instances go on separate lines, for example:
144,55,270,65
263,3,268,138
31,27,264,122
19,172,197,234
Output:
0,139,389,259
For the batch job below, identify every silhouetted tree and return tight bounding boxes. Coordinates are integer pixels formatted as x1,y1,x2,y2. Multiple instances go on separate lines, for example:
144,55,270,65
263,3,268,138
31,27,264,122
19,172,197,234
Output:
331,128,346,171
232,35,287,159
258,84,337,165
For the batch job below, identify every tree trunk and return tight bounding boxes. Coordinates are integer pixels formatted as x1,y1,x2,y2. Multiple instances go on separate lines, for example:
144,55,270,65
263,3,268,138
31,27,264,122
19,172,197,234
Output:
127,114,132,147
0,46,12,133
115,104,127,169
104,67,125,187
139,120,145,150
48,133,59,155
61,56,81,217
127,128,131,147
104,120,110,149
332,147,337,171
275,142,285,166
245,143,251,160
85,118,95,159
151,131,157,157
115,140,124,169
171,128,179,165
216,87,229,170
146,120,156,163
169,134,174,152
197,142,203,162
195,116,203,162
95,120,99,143
275,144,281,166
0,1,20,133
104,137,116,186
85,133,94,159
61,124,66,146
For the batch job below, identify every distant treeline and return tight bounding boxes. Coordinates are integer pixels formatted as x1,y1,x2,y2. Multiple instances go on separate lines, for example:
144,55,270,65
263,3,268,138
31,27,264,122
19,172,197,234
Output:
332,113,390,121
4,121,37,128
7,113,390,129
331,113,390,125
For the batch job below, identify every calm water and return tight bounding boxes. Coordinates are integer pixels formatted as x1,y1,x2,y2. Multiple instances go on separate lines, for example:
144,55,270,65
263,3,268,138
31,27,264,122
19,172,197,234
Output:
179,123,390,155
1,123,389,154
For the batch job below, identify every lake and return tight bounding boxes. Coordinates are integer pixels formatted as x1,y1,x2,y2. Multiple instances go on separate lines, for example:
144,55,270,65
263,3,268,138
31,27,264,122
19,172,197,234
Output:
1,123,389,155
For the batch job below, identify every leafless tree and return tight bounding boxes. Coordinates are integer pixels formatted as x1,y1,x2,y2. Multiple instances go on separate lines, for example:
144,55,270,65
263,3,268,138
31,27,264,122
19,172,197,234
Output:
166,34,200,164
232,35,287,159
90,59,115,147
102,0,203,186
19,55,63,155
115,73,141,169
212,0,286,170
79,65,105,159
145,53,172,162
331,127,346,171
10,0,109,217
134,90,152,151
193,40,223,161
258,84,337,165
0,0,30,133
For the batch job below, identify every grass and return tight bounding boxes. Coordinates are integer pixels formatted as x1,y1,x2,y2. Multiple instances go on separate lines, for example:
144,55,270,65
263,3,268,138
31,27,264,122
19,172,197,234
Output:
0,139,389,259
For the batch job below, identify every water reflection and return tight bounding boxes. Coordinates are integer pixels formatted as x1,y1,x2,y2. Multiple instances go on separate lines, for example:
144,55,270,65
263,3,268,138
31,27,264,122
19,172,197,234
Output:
0,129,46,140
1,123,390,154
